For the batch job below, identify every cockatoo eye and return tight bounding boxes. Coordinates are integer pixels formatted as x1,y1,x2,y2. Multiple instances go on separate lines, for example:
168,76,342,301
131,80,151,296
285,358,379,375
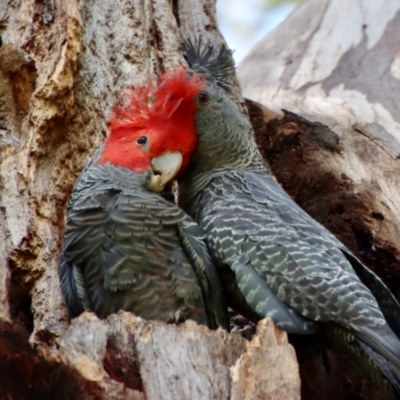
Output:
199,93,209,103
137,136,148,145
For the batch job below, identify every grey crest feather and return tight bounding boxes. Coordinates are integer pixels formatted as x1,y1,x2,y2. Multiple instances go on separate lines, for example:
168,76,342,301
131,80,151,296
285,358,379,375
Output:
180,37,235,93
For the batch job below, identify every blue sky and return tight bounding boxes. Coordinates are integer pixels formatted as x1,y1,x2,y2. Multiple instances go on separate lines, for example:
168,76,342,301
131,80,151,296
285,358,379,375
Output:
217,0,296,65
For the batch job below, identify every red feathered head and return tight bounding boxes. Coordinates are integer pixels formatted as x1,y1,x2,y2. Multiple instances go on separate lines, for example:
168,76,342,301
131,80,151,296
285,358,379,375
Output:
99,67,204,179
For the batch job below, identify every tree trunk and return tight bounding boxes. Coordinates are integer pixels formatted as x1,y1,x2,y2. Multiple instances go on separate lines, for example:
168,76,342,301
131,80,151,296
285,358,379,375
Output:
0,1,299,399
239,0,400,399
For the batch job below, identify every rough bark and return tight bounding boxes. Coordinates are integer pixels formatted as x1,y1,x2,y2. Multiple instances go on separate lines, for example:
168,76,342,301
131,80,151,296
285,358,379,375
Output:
0,1,300,399
239,0,400,399
231,319,300,400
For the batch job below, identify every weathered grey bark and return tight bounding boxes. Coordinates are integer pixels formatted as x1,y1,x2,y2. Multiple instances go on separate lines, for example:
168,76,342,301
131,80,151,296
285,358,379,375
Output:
239,0,400,399
0,1,300,399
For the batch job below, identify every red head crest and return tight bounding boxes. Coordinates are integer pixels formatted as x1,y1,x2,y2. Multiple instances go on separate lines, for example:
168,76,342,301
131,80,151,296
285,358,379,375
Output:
99,66,204,177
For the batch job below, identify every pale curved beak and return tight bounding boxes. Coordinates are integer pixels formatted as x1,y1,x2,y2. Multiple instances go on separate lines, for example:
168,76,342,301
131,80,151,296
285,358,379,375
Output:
148,151,183,193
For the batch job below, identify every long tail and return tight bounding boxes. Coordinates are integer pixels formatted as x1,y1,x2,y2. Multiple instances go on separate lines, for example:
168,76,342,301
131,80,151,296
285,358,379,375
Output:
358,339,400,396
326,323,400,397
341,249,400,339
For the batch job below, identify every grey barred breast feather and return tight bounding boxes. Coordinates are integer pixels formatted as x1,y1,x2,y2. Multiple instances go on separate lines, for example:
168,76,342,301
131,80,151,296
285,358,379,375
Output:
60,158,229,330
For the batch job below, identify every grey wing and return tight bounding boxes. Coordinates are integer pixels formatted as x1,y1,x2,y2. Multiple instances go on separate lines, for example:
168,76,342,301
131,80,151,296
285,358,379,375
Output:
200,177,316,334
243,172,387,332
243,172,400,369
250,172,400,337
59,253,90,317
60,186,118,318
341,249,400,338
61,183,209,325
177,216,230,330
200,172,385,332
